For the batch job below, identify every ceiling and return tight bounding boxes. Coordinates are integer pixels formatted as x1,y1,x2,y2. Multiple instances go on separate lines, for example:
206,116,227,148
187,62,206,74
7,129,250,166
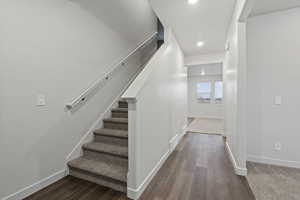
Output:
149,0,236,56
250,0,300,17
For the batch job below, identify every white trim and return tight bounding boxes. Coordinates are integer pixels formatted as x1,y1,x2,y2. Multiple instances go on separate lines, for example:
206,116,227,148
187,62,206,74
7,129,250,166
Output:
169,134,179,152
178,131,187,143
239,0,256,22
225,142,248,176
181,124,188,138
127,125,187,200
127,150,170,200
182,124,188,132
126,100,138,198
171,125,188,152
247,155,300,169
2,170,66,200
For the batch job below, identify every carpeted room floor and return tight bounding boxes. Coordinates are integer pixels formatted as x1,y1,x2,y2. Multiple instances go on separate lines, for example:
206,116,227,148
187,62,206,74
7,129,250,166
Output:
186,118,224,135
247,162,300,200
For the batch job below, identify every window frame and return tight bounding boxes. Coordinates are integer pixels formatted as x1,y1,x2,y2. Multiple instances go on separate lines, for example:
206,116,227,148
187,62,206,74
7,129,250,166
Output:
214,81,223,104
196,80,223,104
196,81,212,103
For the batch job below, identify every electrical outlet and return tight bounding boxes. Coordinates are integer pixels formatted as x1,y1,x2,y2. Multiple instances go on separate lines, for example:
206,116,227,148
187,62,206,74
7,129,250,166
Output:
274,142,282,151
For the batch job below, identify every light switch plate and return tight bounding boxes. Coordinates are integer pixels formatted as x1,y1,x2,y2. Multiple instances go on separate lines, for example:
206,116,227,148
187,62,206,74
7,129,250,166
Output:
274,142,282,151
37,94,46,106
275,96,282,105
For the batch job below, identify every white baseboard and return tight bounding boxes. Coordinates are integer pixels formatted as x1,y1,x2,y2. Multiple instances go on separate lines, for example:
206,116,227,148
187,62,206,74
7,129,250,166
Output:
247,155,300,169
182,124,188,132
169,134,179,152
169,124,188,152
127,150,170,200
225,142,247,176
2,169,66,200
127,125,187,200
178,124,188,145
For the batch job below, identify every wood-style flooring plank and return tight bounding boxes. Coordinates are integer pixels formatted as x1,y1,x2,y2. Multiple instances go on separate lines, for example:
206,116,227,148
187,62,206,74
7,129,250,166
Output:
139,133,254,200
25,133,254,200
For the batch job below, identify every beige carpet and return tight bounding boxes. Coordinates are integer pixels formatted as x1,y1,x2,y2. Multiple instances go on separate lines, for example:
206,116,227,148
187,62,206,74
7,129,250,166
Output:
247,162,300,200
67,100,128,192
186,118,224,135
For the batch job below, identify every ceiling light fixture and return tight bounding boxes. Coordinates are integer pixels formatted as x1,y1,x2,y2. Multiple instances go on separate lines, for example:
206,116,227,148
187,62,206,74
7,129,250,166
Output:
201,69,205,76
197,41,204,47
188,0,198,5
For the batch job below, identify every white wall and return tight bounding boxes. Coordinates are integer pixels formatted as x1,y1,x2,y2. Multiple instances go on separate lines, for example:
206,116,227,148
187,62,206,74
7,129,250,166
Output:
136,31,187,187
188,63,223,118
185,52,225,66
223,0,248,175
123,28,187,199
247,7,300,168
0,0,156,199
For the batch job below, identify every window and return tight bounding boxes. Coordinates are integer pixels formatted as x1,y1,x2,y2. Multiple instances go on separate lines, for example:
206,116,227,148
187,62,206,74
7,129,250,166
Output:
196,81,223,104
197,82,211,103
214,81,223,103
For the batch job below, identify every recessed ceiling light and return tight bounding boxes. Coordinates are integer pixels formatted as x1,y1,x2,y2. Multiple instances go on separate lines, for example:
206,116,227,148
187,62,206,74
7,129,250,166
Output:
188,0,198,5
201,69,205,76
197,41,204,47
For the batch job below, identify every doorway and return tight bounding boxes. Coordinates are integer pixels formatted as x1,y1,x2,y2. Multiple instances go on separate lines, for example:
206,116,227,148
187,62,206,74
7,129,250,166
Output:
186,62,224,135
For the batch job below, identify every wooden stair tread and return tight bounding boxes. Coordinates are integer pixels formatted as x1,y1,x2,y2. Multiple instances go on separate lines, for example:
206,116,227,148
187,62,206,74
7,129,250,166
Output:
83,142,128,158
94,128,128,138
68,101,129,191
103,118,128,124
111,108,128,112
68,157,127,182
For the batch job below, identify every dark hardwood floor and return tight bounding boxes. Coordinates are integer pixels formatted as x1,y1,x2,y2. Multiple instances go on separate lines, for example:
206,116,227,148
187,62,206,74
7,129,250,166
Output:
140,133,255,200
25,133,255,200
24,176,128,200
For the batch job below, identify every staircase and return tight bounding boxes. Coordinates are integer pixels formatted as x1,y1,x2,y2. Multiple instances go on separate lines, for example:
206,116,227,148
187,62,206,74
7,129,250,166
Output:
67,100,129,192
